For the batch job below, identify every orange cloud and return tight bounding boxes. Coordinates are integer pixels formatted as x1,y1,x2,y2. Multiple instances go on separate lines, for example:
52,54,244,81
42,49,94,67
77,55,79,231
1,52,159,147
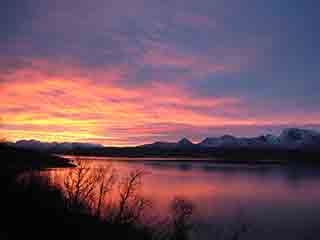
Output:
1,59,319,146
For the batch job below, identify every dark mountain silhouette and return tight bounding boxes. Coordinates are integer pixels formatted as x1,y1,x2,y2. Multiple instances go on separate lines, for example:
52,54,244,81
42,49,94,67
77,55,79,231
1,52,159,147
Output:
12,140,103,152
7,128,320,160
177,137,193,146
143,138,194,148
142,128,320,151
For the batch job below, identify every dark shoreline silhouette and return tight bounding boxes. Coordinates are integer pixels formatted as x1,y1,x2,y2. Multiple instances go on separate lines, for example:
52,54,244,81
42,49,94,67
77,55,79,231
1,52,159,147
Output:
0,143,196,240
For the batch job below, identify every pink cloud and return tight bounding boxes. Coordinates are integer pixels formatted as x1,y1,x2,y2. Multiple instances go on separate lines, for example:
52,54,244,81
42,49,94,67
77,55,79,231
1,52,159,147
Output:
140,40,249,79
1,58,319,146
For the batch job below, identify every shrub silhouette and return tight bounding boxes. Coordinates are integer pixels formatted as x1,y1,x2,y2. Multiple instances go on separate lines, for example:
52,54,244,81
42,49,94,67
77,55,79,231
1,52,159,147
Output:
63,158,116,215
0,148,195,240
169,197,195,240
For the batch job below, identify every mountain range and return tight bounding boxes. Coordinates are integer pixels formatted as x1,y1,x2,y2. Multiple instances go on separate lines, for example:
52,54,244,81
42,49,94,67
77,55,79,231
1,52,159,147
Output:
9,128,320,152
11,140,104,152
144,128,320,150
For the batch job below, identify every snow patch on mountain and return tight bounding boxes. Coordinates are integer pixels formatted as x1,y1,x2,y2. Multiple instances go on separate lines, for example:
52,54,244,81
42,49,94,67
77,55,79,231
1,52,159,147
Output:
199,128,320,150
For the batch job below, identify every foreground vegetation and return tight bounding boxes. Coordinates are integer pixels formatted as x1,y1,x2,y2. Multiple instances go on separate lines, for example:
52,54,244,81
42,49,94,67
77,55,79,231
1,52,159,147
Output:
0,144,195,240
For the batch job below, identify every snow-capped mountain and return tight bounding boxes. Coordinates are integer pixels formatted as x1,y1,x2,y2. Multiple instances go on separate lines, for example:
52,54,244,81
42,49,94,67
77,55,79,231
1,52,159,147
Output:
199,135,238,148
278,128,320,149
199,136,270,148
11,128,320,152
198,128,320,150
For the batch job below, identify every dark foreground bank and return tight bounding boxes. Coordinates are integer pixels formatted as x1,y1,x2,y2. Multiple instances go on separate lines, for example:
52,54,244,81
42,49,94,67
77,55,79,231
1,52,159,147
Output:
0,144,194,240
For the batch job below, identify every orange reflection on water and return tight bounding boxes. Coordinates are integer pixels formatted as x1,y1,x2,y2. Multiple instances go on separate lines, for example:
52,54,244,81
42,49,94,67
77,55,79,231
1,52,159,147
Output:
41,157,320,225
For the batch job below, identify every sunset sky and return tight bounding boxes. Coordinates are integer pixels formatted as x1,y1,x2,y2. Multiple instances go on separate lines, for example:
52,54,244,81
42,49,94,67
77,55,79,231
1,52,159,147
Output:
1,0,320,146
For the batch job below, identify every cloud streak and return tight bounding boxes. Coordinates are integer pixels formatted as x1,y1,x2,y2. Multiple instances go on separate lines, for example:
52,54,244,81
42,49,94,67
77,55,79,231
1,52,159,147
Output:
1,0,320,145
1,58,319,145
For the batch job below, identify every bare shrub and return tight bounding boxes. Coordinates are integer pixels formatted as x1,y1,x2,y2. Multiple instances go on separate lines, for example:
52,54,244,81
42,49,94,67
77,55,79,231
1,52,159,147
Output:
95,167,117,217
63,158,116,214
63,159,149,225
169,197,195,240
111,170,150,224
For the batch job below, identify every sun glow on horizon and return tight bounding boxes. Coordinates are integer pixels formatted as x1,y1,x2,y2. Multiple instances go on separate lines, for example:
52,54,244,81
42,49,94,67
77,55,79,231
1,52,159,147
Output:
1,59,320,146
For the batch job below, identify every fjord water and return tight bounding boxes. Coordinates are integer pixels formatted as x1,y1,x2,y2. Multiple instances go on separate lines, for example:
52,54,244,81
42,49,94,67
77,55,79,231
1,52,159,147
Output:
44,157,320,240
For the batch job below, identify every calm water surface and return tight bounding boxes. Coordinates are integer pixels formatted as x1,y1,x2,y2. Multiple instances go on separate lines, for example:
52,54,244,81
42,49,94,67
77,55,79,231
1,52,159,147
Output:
43,157,320,240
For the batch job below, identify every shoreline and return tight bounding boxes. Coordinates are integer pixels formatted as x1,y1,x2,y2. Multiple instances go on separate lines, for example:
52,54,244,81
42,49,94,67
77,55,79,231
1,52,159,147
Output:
61,154,320,166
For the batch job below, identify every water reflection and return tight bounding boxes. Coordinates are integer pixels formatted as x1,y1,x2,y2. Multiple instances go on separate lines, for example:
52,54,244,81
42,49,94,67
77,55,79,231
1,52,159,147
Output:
43,157,320,240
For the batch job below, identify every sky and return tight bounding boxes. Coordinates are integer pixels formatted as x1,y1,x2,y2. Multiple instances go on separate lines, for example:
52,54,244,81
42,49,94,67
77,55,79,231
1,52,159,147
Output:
1,0,320,146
